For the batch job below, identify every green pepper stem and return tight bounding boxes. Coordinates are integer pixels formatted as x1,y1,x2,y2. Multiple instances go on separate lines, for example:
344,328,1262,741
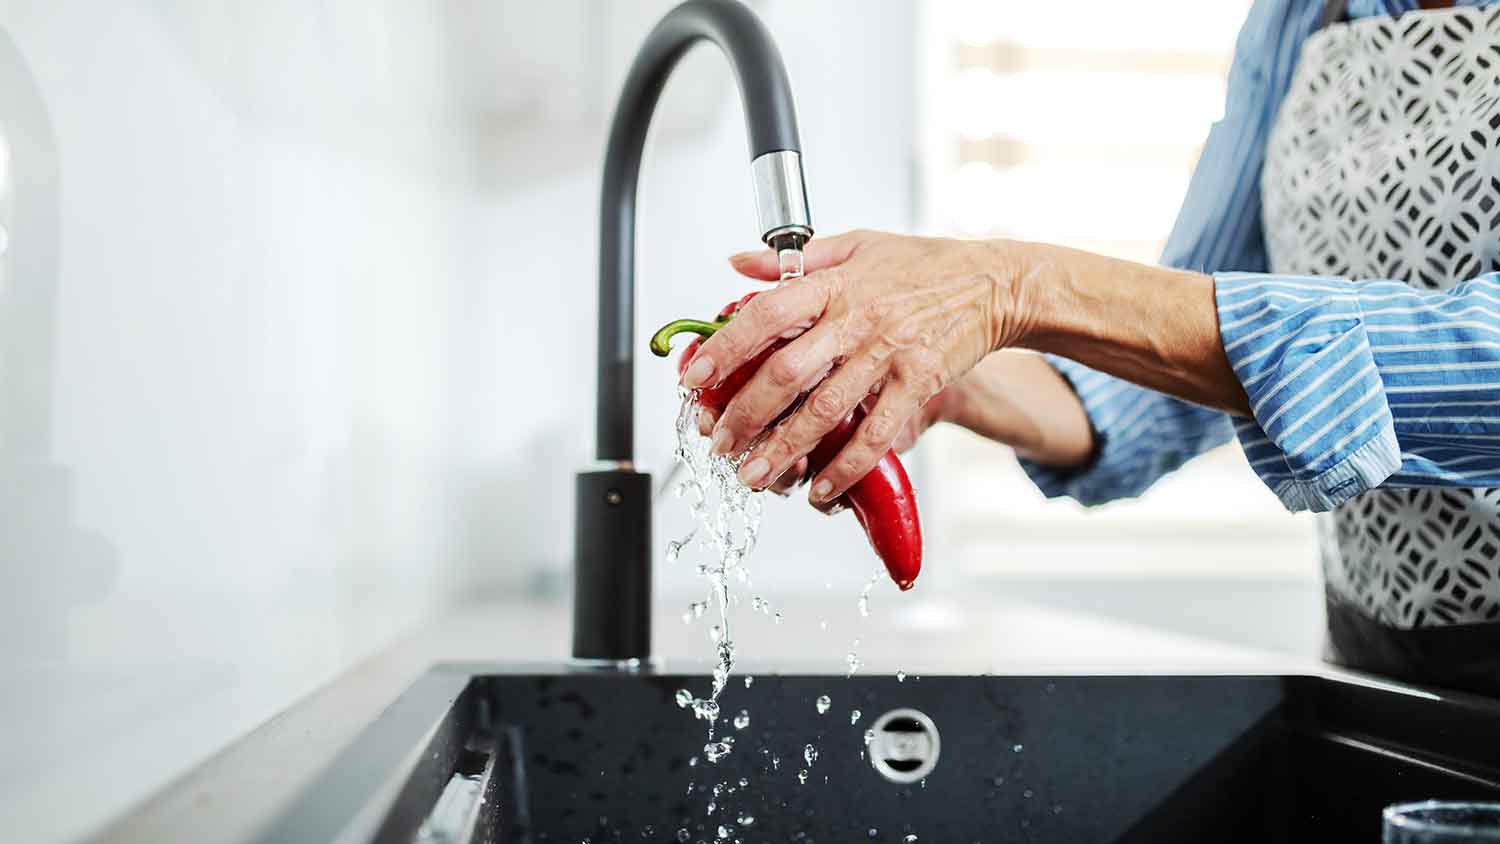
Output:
649,318,726,357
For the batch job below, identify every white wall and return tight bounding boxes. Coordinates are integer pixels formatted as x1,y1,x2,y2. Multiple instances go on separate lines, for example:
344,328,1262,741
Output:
0,1,914,840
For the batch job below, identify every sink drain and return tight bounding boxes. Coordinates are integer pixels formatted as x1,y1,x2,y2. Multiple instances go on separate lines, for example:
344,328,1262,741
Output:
868,708,940,784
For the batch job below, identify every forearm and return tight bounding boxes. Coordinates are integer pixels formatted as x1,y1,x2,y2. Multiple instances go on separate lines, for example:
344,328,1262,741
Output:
944,351,1095,467
1008,241,1251,417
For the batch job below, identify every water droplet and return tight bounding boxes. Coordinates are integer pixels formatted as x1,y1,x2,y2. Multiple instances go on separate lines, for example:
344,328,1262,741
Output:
850,708,862,724
846,650,862,675
733,710,750,730
1023,789,1034,799
743,676,754,688
857,594,870,617
706,800,717,815
804,744,818,766
796,769,808,785
642,825,656,838
771,755,781,770
1012,743,1023,753
773,611,783,625
904,836,918,843
708,624,723,643
704,740,733,763
689,756,699,767
666,538,686,563
864,728,876,746
896,670,907,682
690,601,707,618
676,830,691,843
819,619,828,631
867,829,879,839
815,695,831,715
737,814,755,826
676,689,693,708
738,777,748,787
1052,804,1063,814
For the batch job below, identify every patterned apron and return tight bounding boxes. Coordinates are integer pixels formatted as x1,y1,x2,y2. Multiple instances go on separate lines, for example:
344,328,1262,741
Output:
1262,3,1500,691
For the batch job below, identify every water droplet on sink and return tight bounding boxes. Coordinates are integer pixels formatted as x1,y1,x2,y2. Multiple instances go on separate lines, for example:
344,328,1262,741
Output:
896,670,907,682
850,708,862,725
815,695,831,715
733,710,750,730
804,744,818,766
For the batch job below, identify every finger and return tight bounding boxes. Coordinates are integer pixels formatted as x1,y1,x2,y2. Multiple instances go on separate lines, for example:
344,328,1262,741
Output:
727,229,870,281
768,457,809,496
697,406,717,437
808,381,924,507
683,277,830,390
714,320,847,465
740,346,889,489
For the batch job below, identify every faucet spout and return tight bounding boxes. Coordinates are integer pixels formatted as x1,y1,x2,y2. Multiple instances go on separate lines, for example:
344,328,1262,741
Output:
575,0,813,662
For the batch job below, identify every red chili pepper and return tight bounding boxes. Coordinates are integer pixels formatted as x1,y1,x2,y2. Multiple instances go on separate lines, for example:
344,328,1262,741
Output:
650,294,924,591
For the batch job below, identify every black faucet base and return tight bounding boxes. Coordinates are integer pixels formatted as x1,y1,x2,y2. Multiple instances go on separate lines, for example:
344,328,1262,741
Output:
572,469,652,661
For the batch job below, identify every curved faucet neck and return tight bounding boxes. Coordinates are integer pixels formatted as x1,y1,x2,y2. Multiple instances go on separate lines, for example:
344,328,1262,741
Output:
594,0,812,463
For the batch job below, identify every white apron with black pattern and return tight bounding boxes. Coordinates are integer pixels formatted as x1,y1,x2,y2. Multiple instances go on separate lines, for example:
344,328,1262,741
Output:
1261,4,1500,660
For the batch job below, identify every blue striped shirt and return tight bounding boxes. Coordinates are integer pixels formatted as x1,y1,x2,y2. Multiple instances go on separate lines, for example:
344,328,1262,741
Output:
1020,0,1500,513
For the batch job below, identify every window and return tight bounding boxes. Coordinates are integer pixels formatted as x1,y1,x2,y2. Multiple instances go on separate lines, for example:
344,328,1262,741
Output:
915,0,1317,580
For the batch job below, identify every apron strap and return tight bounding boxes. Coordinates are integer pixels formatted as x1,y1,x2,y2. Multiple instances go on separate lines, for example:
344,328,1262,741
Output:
1319,0,1351,29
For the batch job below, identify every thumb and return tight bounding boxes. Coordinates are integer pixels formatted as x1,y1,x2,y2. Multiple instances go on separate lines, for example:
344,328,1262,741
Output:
727,229,869,281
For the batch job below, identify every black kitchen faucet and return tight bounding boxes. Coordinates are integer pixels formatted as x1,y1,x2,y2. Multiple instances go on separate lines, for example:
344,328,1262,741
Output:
573,0,814,663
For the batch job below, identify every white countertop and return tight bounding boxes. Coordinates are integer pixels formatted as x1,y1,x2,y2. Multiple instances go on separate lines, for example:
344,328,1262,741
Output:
94,575,1327,843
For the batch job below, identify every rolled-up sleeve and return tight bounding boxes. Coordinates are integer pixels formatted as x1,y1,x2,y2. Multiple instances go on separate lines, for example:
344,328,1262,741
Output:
1217,271,1500,512
1019,357,1233,505
1017,0,1322,506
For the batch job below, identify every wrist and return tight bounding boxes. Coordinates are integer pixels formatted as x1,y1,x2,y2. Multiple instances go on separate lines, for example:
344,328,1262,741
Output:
981,238,1064,352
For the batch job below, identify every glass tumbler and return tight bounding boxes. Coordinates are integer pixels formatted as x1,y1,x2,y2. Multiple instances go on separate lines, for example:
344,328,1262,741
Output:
1385,802,1500,843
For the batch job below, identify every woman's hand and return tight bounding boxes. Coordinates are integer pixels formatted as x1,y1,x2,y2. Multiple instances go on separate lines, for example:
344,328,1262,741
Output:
683,229,1035,507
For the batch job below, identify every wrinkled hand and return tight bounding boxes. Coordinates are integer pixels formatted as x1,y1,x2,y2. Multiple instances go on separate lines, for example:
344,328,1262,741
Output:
682,229,1030,507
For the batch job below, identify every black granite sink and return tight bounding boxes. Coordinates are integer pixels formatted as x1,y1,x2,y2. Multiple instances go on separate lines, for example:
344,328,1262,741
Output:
253,666,1500,843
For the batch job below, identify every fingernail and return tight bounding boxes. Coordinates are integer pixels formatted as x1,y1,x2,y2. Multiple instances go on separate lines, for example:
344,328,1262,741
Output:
738,457,770,487
729,250,758,264
709,427,732,455
697,407,717,435
682,356,714,388
811,479,833,502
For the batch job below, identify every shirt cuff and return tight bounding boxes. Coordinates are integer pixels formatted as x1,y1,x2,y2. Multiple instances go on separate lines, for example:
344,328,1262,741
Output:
1019,355,1229,506
1215,272,1401,512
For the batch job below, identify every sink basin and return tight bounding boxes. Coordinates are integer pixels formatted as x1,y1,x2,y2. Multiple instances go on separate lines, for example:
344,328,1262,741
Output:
253,666,1500,843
